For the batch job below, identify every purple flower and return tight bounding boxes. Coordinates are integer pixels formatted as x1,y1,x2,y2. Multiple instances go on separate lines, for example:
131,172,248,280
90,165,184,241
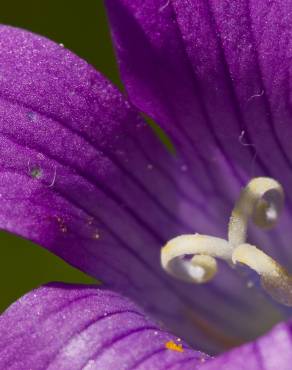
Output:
1,0,292,368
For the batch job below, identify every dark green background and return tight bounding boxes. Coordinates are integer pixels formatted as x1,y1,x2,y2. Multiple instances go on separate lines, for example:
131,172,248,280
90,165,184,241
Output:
0,1,119,312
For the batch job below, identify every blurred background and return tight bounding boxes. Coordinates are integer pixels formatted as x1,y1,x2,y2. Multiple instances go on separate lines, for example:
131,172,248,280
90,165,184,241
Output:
0,0,119,311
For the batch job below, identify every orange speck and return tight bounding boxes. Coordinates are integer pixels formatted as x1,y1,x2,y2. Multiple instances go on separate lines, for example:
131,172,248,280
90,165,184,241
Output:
165,341,184,352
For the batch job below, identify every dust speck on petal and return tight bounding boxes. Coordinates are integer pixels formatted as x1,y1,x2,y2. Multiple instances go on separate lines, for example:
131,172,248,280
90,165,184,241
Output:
27,111,38,123
29,165,42,179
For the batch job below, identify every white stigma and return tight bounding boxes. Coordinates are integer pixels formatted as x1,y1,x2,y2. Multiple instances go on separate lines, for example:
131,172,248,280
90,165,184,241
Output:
160,177,292,306
228,177,284,246
161,235,232,283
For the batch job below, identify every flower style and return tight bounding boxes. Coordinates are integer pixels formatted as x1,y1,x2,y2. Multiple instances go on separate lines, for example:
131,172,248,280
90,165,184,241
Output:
1,0,292,369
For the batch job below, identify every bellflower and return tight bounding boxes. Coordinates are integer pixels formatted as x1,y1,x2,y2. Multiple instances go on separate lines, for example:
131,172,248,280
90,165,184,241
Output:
1,0,292,369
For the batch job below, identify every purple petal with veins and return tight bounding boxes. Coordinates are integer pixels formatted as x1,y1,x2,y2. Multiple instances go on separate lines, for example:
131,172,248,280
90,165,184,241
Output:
105,0,292,343
199,320,292,370
2,0,292,359
0,25,271,353
105,0,292,270
0,283,209,369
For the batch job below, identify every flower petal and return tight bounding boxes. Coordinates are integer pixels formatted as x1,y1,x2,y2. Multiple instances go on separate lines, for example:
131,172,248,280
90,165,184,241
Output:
199,320,292,370
105,0,292,335
0,283,209,369
0,25,282,352
105,0,292,266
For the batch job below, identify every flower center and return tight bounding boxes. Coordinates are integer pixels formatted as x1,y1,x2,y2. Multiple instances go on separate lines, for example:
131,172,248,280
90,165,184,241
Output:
161,177,292,306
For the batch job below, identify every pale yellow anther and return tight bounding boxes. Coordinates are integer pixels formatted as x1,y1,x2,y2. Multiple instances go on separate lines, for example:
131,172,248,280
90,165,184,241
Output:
160,176,292,307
